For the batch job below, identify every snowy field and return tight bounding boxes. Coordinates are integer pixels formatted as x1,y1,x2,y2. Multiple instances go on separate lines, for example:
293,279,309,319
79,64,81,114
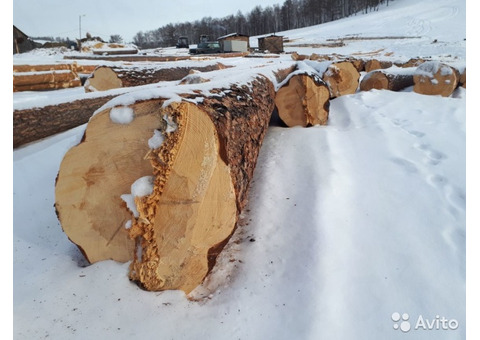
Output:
12,0,472,339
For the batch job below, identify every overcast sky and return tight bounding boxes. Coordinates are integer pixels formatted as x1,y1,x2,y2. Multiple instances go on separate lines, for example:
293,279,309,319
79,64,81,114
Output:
13,0,284,43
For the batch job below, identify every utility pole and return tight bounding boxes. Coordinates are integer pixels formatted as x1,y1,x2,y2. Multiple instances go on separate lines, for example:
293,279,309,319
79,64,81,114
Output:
79,14,86,40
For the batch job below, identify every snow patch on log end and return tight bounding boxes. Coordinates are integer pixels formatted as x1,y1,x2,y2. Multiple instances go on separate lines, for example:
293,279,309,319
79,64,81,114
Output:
110,106,135,124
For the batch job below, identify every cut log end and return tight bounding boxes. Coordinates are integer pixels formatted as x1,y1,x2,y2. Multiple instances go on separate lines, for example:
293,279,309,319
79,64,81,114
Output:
413,62,459,97
127,102,237,293
84,67,122,92
274,73,330,127
55,99,168,263
323,61,360,98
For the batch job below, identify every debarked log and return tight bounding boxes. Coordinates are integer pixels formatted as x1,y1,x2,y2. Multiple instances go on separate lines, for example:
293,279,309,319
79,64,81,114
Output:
54,75,276,293
13,69,81,92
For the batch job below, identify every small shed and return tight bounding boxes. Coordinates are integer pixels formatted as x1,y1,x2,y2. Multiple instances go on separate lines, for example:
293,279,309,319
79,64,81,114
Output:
258,35,284,54
13,25,39,54
218,33,250,53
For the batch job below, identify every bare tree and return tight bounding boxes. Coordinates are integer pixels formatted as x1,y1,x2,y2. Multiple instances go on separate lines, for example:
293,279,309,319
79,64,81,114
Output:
109,35,123,43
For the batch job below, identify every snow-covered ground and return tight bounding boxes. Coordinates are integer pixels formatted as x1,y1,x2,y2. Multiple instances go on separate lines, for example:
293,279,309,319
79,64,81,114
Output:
12,0,472,339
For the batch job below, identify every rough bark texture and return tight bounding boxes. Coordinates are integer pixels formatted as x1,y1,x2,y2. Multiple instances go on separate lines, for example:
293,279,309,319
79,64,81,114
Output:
322,61,360,98
274,73,330,127
364,59,394,73
55,75,276,293
13,95,116,148
360,69,414,92
395,58,426,68
459,68,466,88
413,62,459,97
84,63,230,92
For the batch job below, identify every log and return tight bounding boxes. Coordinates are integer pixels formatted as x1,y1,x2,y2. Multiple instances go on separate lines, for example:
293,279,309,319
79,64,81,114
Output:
13,94,116,148
275,67,330,127
459,68,466,88
395,58,426,68
13,69,81,92
84,63,230,92
413,61,459,97
13,63,74,73
364,59,393,73
322,61,360,98
347,58,366,72
55,75,276,293
290,52,309,61
360,67,415,92
13,79,82,92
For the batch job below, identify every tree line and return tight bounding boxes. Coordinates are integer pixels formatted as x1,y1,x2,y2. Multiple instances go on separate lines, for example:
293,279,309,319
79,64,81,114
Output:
132,0,392,49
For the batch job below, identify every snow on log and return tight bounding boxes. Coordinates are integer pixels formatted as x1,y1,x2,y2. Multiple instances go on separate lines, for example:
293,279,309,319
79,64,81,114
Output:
55,74,276,293
84,63,230,92
360,67,415,92
322,61,360,98
413,61,459,97
274,63,330,127
364,59,393,73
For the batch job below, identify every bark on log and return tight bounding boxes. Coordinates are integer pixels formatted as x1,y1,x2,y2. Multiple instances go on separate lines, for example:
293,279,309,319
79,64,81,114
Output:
413,62,459,97
54,75,275,293
364,59,393,73
13,95,116,148
459,68,466,88
395,58,426,68
322,61,360,98
347,58,366,72
84,63,230,92
360,68,415,92
274,72,330,127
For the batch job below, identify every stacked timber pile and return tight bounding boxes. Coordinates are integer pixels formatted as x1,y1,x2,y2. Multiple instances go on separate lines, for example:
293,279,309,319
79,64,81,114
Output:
36,53,466,296
13,63,82,92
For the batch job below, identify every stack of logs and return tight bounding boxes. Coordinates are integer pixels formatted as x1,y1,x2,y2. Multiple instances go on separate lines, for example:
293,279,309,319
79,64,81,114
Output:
13,64,84,92
12,55,465,294
52,55,465,295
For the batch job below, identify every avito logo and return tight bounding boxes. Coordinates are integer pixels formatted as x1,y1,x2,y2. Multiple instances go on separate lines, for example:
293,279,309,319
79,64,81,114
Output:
415,315,459,330
392,312,459,333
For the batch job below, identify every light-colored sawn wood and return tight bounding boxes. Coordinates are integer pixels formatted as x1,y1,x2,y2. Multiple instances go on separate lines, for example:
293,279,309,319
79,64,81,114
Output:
413,61,459,97
322,61,360,98
275,72,330,127
127,102,237,293
55,100,166,263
